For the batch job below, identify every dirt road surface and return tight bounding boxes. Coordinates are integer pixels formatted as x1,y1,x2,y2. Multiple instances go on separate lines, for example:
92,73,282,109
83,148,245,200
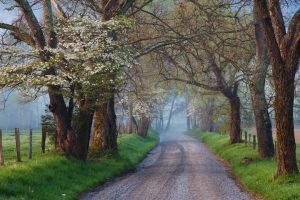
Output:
80,131,254,200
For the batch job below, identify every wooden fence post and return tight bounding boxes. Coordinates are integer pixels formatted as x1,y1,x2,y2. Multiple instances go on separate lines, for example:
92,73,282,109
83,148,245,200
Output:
41,129,46,153
15,128,21,162
29,129,32,159
274,141,277,159
244,131,247,144
0,130,4,166
248,134,251,145
253,135,256,149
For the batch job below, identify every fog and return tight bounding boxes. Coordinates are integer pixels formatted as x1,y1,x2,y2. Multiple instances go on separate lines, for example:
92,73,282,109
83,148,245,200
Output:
158,96,188,139
0,91,47,130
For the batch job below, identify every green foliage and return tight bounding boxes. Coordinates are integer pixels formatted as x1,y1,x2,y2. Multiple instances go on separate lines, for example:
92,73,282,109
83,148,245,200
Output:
193,131,300,200
0,132,159,200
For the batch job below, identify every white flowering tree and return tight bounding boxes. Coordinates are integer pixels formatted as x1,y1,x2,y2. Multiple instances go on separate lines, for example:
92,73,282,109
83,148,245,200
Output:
118,84,167,136
0,0,134,159
0,17,133,96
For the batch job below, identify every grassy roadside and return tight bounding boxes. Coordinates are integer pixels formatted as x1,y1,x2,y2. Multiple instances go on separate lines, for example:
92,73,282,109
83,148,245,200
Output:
192,131,300,200
0,131,159,200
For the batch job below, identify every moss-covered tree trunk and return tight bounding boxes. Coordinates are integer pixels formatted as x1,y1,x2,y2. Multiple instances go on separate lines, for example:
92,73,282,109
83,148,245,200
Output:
90,0,121,150
91,95,117,150
91,102,105,148
249,5,274,158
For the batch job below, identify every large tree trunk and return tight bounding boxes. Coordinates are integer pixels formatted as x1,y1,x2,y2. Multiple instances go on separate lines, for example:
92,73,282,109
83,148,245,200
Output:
228,95,241,144
249,6,274,158
274,71,298,175
48,86,75,156
90,0,120,150
75,98,93,160
254,0,300,176
250,85,274,157
91,95,118,150
102,95,118,149
91,103,105,148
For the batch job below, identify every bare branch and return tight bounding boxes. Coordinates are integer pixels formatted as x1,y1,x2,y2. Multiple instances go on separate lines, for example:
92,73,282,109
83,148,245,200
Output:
0,22,36,46
51,0,67,18
14,0,46,49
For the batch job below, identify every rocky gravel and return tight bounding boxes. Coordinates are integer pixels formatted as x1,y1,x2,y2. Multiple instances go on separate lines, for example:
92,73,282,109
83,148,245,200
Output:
80,131,254,200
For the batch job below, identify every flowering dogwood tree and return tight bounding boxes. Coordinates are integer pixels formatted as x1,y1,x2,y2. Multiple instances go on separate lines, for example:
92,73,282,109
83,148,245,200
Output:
118,86,167,136
0,15,135,159
0,17,134,98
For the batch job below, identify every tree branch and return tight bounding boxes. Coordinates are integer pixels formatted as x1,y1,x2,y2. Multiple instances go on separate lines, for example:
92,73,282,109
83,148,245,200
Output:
14,0,46,49
43,0,57,48
0,23,36,46
163,77,220,91
286,9,300,63
268,0,286,44
254,0,284,68
51,0,67,18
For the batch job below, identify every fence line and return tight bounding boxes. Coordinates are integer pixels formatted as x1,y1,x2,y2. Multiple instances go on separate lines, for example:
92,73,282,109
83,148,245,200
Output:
242,130,277,157
0,128,52,166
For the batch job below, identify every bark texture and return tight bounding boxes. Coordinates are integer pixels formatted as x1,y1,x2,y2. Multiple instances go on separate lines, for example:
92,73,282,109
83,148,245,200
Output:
91,102,105,148
48,86,75,155
255,0,300,175
75,97,93,160
92,96,118,150
90,0,122,150
249,5,274,158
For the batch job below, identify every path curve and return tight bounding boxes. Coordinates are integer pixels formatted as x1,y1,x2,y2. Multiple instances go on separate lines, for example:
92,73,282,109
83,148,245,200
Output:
80,131,254,200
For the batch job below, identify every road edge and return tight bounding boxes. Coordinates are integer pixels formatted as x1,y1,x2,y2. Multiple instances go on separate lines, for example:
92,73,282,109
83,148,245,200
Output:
76,134,160,200
190,133,264,200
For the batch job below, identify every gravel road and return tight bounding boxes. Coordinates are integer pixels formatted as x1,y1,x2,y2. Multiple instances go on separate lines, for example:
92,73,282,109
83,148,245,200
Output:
80,131,254,200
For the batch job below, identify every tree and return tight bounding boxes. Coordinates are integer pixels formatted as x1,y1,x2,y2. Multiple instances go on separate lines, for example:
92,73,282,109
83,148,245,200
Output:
130,0,254,143
0,2,134,159
248,4,274,158
0,0,75,156
255,0,300,175
91,0,137,150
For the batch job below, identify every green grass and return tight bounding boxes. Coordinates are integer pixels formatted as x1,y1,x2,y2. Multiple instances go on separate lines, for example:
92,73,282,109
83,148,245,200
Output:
192,131,300,200
0,131,159,200
1,130,52,164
